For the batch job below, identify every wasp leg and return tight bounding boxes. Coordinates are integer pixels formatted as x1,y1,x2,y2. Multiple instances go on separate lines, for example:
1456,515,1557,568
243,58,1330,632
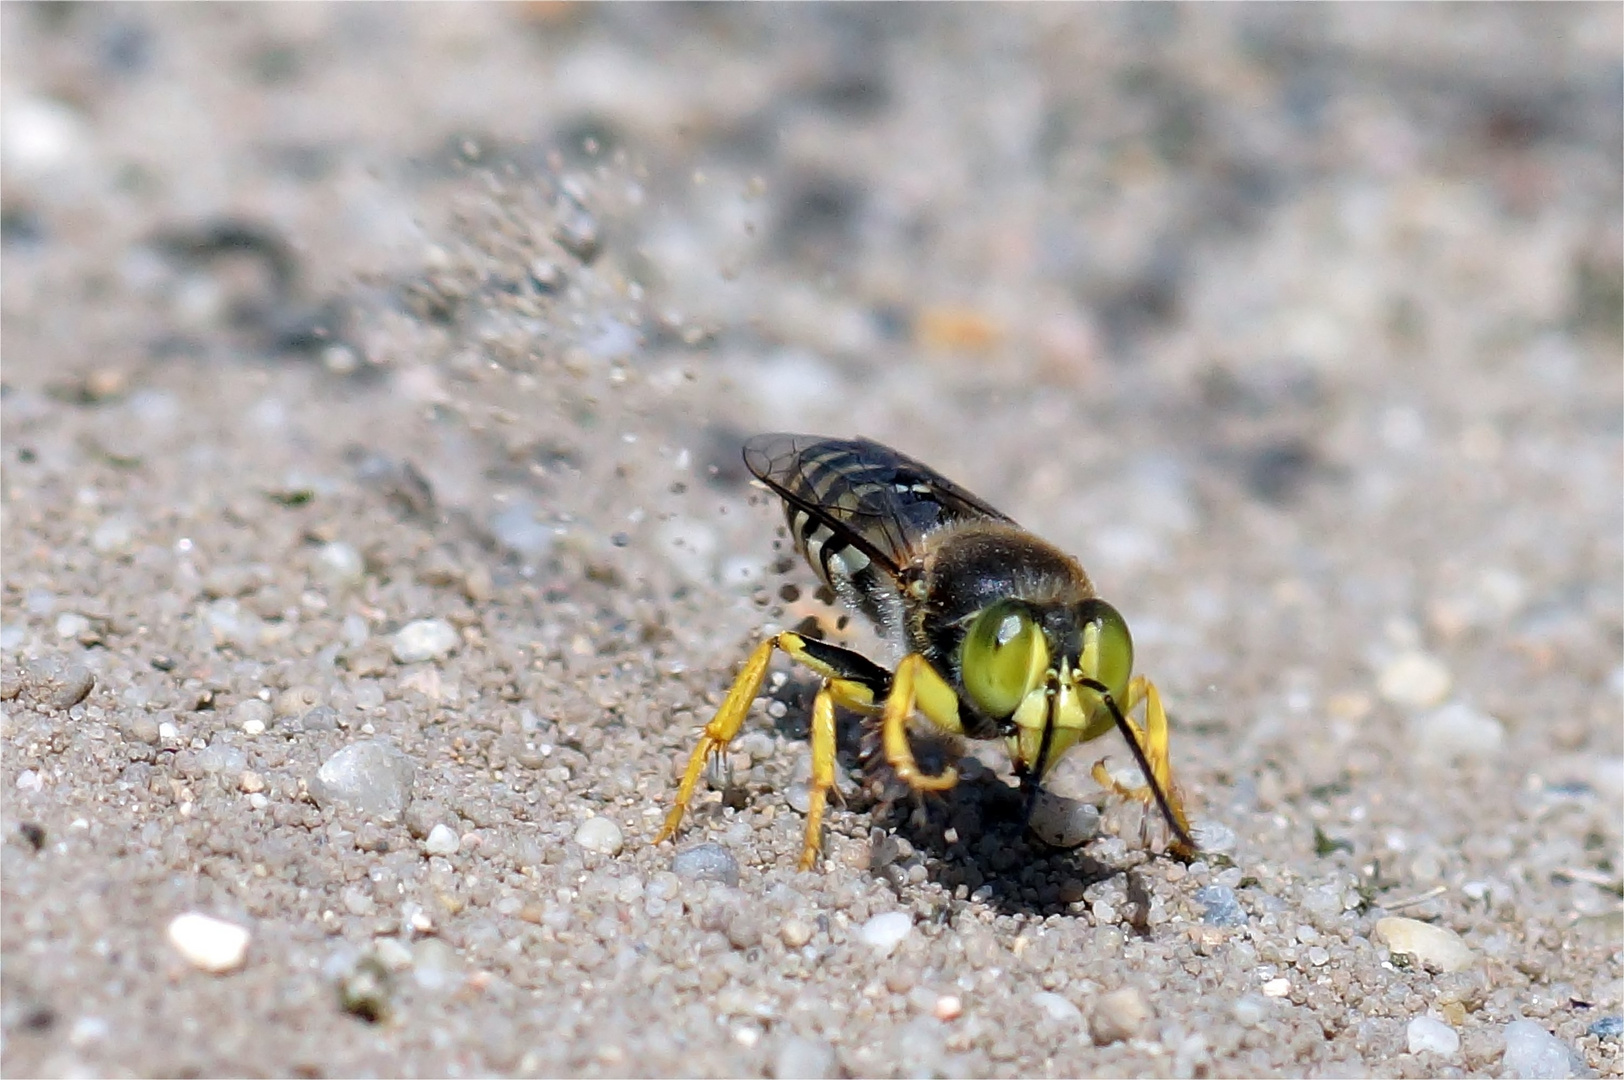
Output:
883,655,963,793
1090,676,1196,856
656,632,893,870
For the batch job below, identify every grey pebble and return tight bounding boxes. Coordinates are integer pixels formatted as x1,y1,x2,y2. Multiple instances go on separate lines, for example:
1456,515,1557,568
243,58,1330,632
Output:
392,619,458,664
1502,1018,1591,1079
308,739,416,822
1195,884,1246,926
197,738,247,776
671,842,740,887
51,664,96,709
772,1035,836,1080
1589,1015,1623,1039
233,698,272,730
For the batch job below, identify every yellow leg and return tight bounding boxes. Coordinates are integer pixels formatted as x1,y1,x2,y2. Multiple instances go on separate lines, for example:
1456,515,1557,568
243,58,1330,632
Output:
656,637,778,847
882,655,959,792
657,631,894,868
799,686,837,870
1091,675,1196,857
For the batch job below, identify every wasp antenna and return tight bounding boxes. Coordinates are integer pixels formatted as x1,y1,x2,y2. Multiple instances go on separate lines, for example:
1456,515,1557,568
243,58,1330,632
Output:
1081,677,1197,855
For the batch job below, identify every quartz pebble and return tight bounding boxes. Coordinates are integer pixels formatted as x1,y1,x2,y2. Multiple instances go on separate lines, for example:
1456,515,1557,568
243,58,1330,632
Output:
1407,1015,1461,1056
392,619,458,664
1375,916,1475,973
1412,701,1505,759
672,842,740,887
859,912,913,957
308,739,416,822
1090,987,1151,1044
424,823,460,856
1378,652,1452,709
167,912,250,973
314,541,365,591
1261,978,1292,998
772,1035,836,1080
574,816,625,855
1032,991,1083,1025
1502,1019,1585,1079
1196,884,1246,926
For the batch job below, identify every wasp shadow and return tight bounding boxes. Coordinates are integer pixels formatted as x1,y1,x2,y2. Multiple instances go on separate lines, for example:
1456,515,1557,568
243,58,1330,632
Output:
764,670,1130,920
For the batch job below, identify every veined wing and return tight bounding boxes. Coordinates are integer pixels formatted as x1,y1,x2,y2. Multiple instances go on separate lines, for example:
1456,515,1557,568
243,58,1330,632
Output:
743,433,1015,580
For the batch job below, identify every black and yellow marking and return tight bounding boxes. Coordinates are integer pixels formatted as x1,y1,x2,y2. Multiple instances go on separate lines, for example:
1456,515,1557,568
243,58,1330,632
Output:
657,434,1198,871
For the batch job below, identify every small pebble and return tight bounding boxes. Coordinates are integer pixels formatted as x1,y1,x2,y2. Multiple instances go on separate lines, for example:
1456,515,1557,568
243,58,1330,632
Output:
574,816,624,855
771,1035,836,1080
237,771,264,794
859,911,913,957
424,823,460,856
308,739,416,822
313,542,365,591
337,955,392,1023
1233,995,1268,1025
233,698,272,732
1502,1019,1584,1079
1090,987,1151,1044
1588,1015,1624,1039
934,995,963,1021
1261,978,1292,998
1375,916,1475,973
1412,701,1505,760
1032,991,1083,1025
1408,1015,1461,1057
392,619,458,664
167,912,250,973
1378,651,1452,709
1026,792,1101,847
50,664,96,709
672,843,740,887
779,917,813,948
1191,819,1236,855
1195,884,1246,926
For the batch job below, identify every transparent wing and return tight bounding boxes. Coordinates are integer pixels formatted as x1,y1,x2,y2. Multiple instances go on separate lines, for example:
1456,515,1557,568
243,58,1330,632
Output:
743,433,1015,578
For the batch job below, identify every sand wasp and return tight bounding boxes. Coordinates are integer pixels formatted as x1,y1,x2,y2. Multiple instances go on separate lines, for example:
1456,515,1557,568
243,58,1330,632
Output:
656,434,1196,869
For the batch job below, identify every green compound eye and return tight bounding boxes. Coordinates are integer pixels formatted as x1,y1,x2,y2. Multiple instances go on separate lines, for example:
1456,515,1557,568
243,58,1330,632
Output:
961,600,1045,719
1077,598,1133,706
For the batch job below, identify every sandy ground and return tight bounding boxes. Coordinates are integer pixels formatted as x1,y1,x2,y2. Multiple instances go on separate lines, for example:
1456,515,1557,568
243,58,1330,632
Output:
2,5,1621,1078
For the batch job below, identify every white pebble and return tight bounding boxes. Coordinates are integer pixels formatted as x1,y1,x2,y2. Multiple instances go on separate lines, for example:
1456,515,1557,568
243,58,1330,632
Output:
16,770,43,792
313,541,365,591
1261,977,1292,998
1378,652,1452,709
424,823,460,856
858,911,913,957
1090,987,1152,1044
1233,995,1268,1025
1412,701,1504,760
1407,1015,1461,1057
308,739,416,822
1376,916,1475,973
1032,991,1082,1025
771,1035,836,1080
1502,1018,1583,1079
392,619,458,664
167,912,250,973
574,816,625,855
